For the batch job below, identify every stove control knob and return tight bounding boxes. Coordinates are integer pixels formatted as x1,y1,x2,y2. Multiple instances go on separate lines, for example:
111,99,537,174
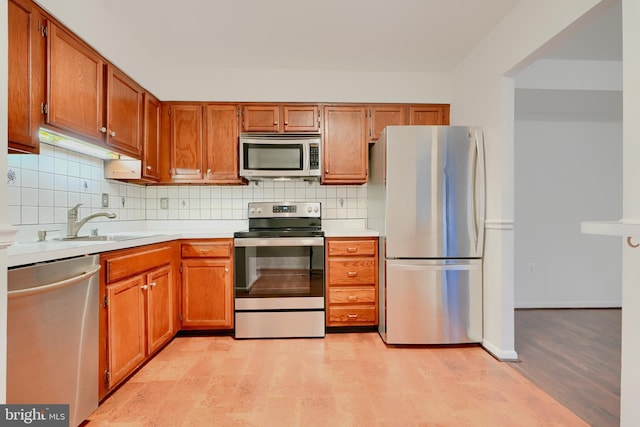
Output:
249,207,255,214
256,208,262,214
314,207,319,213
307,206,312,213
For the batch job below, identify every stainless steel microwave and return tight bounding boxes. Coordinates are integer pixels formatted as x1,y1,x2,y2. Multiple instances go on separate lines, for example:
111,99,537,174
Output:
239,133,322,179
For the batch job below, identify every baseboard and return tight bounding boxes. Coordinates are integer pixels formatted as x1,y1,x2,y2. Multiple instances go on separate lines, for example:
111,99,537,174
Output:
482,339,518,361
515,301,621,309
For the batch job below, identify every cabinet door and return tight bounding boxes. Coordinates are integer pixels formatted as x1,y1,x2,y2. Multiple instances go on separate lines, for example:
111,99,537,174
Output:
205,104,243,183
46,21,104,142
181,258,233,329
168,104,204,181
146,265,173,354
283,105,320,132
322,105,368,184
106,65,143,158
408,105,449,125
107,275,146,388
369,105,406,141
142,92,161,181
8,0,45,154
242,105,280,132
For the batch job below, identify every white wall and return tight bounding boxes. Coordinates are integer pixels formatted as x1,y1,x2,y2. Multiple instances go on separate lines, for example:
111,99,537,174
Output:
514,118,622,307
451,0,603,360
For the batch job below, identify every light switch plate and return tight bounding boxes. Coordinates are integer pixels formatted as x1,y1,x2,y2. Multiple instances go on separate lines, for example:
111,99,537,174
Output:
101,193,109,208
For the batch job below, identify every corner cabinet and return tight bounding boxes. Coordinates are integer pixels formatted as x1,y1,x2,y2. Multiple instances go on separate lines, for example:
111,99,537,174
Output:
8,0,45,154
325,237,379,327
322,105,368,184
141,92,161,181
180,239,234,329
99,242,178,398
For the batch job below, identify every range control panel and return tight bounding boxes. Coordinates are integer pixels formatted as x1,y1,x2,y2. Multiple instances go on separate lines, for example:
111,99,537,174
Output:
248,202,321,218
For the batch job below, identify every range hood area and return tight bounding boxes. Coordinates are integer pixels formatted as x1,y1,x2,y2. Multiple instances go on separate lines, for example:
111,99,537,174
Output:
38,128,143,180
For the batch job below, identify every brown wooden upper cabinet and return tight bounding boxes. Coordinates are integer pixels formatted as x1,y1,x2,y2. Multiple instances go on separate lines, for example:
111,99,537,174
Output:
408,104,450,126
322,105,368,185
8,0,45,154
105,65,144,158
368,105,407,142
165,104,205,181
160,103,244,184
241,104,320,133
44,21,143,158
205,104,243,184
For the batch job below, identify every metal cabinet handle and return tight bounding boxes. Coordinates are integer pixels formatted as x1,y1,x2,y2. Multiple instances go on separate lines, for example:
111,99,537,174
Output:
99,127,107,133
347,271,358,277
141,284,148,290
347,313,358,319
110,131,116,137
150,282,157,288
274,121,278,125
347,295,358,301
146,165,152,170
347,247,357,253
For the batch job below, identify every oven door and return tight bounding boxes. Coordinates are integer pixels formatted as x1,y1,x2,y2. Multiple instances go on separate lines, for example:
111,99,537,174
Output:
234,237,324,309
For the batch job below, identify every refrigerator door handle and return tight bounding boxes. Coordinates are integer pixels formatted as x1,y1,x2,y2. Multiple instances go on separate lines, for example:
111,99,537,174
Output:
389,262,481,271
473,130,486,257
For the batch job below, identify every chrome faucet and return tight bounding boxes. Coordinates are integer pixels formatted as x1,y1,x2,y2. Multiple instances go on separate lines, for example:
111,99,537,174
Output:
66,204,116,238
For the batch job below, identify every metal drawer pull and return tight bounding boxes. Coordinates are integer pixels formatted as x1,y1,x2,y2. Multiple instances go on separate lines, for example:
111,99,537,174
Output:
141,284,148,290
347,313,358,319
150,282,157,288
347,247,357,253
348,295,358,301
347,271,358,277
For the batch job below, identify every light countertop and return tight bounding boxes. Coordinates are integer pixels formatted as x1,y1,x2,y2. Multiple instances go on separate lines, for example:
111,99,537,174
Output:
7,220,378,268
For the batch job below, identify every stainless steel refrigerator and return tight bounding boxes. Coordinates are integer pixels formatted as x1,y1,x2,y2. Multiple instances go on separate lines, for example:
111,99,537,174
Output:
368,126,484,344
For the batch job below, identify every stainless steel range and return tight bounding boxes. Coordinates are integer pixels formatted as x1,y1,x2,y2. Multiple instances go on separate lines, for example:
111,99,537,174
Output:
234,202,325,338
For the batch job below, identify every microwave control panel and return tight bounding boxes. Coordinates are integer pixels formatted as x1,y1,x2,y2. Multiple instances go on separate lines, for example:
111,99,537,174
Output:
309,143,320,170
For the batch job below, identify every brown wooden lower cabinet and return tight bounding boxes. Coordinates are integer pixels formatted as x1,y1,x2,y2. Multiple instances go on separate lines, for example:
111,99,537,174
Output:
180,239,234,330
99,242,178,399
325,237,379,327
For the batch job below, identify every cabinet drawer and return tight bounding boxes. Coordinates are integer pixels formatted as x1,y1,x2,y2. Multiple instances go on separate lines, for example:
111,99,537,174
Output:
328,306,376,323
105,246,173,283
181,241,232,258
328,287,375,304
327,239,376,257
328,260,375,285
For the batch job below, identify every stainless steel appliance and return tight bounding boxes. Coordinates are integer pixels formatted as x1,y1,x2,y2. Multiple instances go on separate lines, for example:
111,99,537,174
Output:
368,126,485,345
234,202,325,338
7,255,101,426
239,133,321,179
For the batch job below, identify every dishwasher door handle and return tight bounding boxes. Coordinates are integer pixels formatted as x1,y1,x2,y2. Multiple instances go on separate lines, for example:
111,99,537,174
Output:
8,264,101,299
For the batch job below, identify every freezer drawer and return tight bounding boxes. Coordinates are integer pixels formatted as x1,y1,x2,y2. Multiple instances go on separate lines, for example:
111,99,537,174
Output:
380,259,482,344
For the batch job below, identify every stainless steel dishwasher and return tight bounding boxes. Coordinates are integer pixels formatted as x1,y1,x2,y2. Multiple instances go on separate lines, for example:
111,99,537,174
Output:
7,255,101,427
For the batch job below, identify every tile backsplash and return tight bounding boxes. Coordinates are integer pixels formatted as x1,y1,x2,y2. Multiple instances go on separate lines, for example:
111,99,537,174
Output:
7,144,367,226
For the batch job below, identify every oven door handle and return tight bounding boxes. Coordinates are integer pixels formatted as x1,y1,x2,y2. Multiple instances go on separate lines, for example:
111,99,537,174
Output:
234,237,324,247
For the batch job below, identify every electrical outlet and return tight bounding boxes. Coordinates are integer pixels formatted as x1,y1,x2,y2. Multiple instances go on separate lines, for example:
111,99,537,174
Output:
160,198,169,209
101,193,109,208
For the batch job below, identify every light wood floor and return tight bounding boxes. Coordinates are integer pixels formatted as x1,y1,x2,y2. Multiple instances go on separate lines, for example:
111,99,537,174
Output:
87,332,587,426
510,308,621,427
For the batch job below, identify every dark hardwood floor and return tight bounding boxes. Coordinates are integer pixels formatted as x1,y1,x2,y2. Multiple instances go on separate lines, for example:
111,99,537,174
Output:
510,308,621,427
